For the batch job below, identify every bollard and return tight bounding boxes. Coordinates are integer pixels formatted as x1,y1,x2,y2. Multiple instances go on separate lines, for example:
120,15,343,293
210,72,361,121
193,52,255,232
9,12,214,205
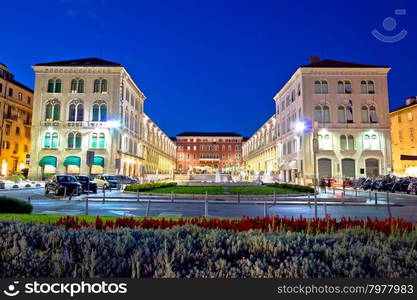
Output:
343,185,345,196
355,187,358,199
263,201,267,217
27,196,31,203
324,201,327,217
374,192,378,205
273,192,276,203
369,190,372,201
386,191,392,218
204,191,208,218
333,187,335,195
307,192,311,206
237,192,240,204
64,187,67,199
85,195,89,215
137,191,140,202
171,191,174,203
145,199,151,217
314,197,318,218
103,186,106,204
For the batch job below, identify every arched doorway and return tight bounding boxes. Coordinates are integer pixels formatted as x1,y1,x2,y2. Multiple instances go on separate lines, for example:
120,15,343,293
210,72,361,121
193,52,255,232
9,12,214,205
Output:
318,158,332,178
342,158,355,178
365,158,379,177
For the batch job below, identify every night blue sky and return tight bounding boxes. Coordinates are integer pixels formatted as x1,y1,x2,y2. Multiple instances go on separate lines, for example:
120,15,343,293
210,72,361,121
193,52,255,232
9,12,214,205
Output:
2,0,417,137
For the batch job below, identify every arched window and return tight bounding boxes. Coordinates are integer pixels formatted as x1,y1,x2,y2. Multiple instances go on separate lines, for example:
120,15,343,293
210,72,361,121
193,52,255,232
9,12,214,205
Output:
368,81,375,94
101,79,107,92
92,101,107,121
93,80,100,93
91,133,98,148
337,81,344,94
78,79,84,93
314,106,322,122
124,108,129,128
318,134,332,150
45,99,61,121
363,134,371,149
68,99,84,121
44,132,58,148
371,134,379,150
47,78,61,93
44,132,51,148
314,81,327,94
347,135,354,150
321,81,328,94
130,111,134,131
338,106,346,123
93,78,108,93
323,105,330,123
70,79,77,92
67,132,81,149
99,133,105,148
340,135,347,150
360,81,367,94
361,106,369,123
369,106,378,123
344,81,352,93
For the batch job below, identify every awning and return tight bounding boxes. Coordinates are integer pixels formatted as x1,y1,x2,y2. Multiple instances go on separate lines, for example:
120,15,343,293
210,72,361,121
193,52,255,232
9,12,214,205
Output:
39,156,57,167
63,156,81,167
93,156,104,167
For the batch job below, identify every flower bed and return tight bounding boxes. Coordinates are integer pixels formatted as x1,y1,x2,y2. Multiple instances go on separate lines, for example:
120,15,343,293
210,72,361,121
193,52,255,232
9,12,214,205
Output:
52,216,415,236
0,221,416,278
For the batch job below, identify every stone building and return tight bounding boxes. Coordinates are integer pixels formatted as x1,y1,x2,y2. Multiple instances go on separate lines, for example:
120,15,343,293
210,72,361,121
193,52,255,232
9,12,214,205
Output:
28,58,175,180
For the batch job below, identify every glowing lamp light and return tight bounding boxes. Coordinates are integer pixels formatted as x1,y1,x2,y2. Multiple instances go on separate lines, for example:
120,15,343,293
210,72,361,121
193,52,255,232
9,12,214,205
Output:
295,121,306,133
105,120,121,128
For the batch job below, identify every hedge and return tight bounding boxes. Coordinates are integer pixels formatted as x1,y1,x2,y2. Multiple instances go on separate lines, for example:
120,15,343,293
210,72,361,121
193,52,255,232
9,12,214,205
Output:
0,196,32,214
266,183,314,193
124,182,177,192
0,221,415,278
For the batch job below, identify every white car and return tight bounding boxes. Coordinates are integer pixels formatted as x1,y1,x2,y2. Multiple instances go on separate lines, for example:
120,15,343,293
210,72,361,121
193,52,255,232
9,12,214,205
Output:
93,175,120,189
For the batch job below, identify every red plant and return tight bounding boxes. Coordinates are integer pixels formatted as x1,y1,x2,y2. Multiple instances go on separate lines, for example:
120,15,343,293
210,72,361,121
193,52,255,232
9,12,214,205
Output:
50,215,416,235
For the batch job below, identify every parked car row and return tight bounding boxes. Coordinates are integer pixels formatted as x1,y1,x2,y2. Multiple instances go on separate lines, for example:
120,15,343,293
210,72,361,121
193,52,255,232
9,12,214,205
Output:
45,174,138,196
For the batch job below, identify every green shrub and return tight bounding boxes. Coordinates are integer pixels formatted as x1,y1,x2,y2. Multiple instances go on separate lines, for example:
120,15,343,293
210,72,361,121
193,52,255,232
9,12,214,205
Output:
0,196,33,214
266,183,314,193
0,222,416,278
125,182,177,192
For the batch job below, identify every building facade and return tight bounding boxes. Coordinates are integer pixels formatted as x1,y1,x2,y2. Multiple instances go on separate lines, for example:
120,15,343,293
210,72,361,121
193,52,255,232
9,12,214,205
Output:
0,62,33,177
242,115,277,176
174,132,243,174
389,96,417,176
272,57,391,183
28,58,175,180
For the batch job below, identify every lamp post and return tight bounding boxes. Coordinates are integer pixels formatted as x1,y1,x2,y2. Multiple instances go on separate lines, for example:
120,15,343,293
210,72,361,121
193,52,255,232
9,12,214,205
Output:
312,121,319,217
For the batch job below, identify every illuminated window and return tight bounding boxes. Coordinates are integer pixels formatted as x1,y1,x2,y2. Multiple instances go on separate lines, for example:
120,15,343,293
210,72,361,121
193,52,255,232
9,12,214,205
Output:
318,133,332,150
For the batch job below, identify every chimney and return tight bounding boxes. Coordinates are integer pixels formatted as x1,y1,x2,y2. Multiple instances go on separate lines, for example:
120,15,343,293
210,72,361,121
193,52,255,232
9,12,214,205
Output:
406,97,417,106
309,56,320,64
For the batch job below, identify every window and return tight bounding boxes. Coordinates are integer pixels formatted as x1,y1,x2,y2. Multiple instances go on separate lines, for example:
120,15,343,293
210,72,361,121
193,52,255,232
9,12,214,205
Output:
47,79,61,93
314,80,328,94
67,132,81,149
15,126,20,136
0,83,2,93
340,135,347,150
45,100,61,121
91,133,104,148
338,106,346,123
360,80,375,94
345,81,352,93
93,79,107,93
347,135,354,150
8,88,13,97
297,84,301,96
361,106,369,123
28,96,31,104
323,106,330,123
70,79,84,93
314,106,322,122
318,134,332,150
68,99,84,121
340,135,354,150
410,128,415,142
18,92,22,100
337,81,344,94
92,101,107,121
369,106,378,123
337,81,351,94
5,124,10,135
408,112,413,121
44,132,58,148
363,134,379,150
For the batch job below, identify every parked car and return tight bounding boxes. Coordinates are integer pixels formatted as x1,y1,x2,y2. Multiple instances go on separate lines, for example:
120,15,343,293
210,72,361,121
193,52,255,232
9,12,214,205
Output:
75,175,97,193
93,175,120,189
116,175,138,185
45,175,82,196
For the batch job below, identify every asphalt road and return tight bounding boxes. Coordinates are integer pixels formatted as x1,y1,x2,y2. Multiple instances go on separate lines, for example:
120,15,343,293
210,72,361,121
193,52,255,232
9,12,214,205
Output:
1,187,417,221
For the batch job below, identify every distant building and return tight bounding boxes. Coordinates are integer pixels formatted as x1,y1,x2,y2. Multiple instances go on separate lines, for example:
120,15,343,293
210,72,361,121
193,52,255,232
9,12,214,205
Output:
273,57,392,183
0,62,33,176
29,58,175,180
174,132,243,174
389,96,417,176
242,114,277,175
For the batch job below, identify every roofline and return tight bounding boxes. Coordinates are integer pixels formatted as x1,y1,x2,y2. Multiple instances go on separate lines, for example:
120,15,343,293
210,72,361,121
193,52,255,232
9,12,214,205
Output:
389,102,417,114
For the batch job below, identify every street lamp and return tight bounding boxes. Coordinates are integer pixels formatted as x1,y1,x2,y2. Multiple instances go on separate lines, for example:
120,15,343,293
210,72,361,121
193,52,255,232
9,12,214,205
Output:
312,121,319,217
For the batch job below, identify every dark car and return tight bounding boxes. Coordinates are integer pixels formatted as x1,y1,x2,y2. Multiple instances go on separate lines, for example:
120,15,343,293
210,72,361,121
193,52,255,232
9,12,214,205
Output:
45,175,82,196
116,175,138,185
75,175,97,193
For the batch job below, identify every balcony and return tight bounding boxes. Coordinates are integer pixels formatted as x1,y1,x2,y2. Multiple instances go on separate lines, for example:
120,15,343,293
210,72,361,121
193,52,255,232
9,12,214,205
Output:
41,120,62,127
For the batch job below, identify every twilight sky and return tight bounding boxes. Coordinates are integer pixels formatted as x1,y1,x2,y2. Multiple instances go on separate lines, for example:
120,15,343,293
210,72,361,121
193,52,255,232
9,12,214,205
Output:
2,0,417,137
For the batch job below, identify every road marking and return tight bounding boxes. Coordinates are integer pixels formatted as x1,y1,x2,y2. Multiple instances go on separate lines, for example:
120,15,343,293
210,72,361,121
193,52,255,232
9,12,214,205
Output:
158,212,183,218
109,210,137,217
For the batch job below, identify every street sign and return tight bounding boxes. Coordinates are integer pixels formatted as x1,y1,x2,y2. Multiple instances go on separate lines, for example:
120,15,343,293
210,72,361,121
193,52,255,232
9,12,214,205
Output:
86,151,95,166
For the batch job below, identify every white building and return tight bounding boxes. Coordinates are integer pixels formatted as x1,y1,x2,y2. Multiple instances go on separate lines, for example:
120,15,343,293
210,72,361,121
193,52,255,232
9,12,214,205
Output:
29,58,175,180
273,57,392,183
